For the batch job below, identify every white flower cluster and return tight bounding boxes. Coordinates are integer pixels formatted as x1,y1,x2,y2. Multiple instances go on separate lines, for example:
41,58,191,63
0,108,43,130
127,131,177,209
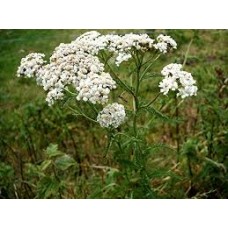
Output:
153,34,177,53
115,53,132,67
17,53,46,78
159,63,198,98
97,103,126,128
76,72,116,104
17,32,113,106
103,33,155,66
17,31,179,128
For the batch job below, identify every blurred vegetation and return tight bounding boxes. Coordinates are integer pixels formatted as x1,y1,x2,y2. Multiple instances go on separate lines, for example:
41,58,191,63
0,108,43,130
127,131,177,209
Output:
0,29,227,198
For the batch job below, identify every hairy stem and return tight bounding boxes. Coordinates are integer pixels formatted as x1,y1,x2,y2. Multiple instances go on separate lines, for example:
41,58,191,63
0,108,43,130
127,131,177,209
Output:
132,54,141,137
175,96,180,162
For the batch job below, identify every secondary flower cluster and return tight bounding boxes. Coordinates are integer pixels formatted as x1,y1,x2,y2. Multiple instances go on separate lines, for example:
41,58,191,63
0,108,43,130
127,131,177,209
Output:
16,31,182,128
159,63,198,98
153,34,177,53
97,103,126,128
17,53,46,78
104,33,155,66
76,72,116,104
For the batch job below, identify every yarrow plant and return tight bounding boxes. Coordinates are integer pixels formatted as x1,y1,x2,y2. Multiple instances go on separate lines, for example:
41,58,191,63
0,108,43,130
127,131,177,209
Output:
17,31,198,198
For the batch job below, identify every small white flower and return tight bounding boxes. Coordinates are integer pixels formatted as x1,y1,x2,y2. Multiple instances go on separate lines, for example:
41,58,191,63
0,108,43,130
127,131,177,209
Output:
177,85,198,98
97,103,126,128
178,71,196,87
46,88,64,106
115,53,132,66
159,77,178,95
161,63,182,78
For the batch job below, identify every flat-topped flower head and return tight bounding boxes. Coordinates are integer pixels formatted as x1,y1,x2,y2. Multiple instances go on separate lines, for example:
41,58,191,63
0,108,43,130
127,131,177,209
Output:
159,77,178,95
161,63,182,78
17,32,116,106
154,34,177,53
76,72,116,104
97,103,126,128
159,63,197,98
17,53,46,78
104,33,155,66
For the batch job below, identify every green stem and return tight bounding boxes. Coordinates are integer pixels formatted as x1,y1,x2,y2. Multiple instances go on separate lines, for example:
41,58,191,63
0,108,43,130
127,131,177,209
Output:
183,39,193,68
176,38,193,162
141,93,161,109
64,88,77,96
100,51,135,96
106,61,135,96
175,96,180,163
132,56,141,137
140,54,161,81
67,105,97,123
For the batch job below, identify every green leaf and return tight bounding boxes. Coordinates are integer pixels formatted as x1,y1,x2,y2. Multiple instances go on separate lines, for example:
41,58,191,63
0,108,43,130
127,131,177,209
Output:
37,176,60,198
111,74,134,95
204,157,227,172
0,162,14,185
122,136,143,148
24,163,43,178
144,106,170,121
144,143,175,154
45,144,63,158
141,72,161,81
40,160,52,171
55,154,77,171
